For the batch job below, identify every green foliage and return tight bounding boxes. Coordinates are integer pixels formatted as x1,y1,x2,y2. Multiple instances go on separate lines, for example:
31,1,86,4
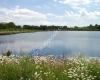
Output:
0,55,100,80
2,50,12,57
1,22,100,31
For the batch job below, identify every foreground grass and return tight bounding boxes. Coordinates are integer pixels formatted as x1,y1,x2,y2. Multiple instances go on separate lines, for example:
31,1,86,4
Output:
0,55,100,80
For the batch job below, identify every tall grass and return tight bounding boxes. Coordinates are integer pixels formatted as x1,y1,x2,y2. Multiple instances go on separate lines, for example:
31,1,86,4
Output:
0,55,100,80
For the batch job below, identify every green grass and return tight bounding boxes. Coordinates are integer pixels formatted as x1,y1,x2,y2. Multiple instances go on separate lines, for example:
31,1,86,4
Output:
0,55,100,80
0,29,38,35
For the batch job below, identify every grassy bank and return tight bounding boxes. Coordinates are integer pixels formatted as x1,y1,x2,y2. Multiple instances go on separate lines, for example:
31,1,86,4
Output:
0,29,38,35
0,55,100,80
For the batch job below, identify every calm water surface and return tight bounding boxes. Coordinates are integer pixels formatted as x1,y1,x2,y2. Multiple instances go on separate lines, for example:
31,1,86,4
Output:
0,31,100,57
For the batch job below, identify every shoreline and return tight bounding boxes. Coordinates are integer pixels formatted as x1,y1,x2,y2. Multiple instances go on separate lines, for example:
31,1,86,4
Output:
0,30,100,35
0,30,38,35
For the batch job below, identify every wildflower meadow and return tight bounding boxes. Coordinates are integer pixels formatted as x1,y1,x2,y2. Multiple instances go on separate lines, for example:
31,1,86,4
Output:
0,55,100,80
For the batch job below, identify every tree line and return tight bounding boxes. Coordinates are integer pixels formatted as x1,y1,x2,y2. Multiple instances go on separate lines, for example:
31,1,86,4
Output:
0,22,100,31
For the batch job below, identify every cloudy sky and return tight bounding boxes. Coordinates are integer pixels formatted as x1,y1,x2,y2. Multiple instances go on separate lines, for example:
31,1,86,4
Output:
0,0,100,26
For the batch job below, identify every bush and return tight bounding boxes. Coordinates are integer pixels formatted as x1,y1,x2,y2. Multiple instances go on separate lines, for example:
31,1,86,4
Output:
2,50,12,57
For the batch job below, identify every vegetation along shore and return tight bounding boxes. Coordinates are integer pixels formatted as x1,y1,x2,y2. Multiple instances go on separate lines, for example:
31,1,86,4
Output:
0,22,100,35
0,51,100,80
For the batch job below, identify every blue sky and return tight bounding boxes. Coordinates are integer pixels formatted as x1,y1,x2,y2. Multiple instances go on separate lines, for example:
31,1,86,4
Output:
0,0,100,26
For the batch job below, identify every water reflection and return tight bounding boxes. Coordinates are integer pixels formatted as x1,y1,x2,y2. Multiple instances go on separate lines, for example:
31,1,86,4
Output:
0,31,100,57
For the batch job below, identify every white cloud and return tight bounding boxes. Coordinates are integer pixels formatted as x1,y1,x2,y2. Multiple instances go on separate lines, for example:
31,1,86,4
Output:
0,6,100,26
0,6,49,25
79,9,100,19
55,0,91,6
95,0,100,3
46,9,100,26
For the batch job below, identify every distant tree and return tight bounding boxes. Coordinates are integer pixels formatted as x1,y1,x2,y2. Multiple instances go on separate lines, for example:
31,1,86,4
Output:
88,24,95,30
40,25,47,31
32,25,40,30
23,25,32,29
0,23,4,29
23,25,29,29
16,25,21,29
0,22,8,29
95,24,100,30
98,25,100,29
63,26,68,29
89,24,94,28
0,22,100,31
74,26,78,29
6,22,16,28
95,24,98,27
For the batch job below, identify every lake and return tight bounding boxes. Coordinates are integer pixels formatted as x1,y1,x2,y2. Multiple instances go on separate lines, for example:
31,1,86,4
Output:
0,31,100,57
